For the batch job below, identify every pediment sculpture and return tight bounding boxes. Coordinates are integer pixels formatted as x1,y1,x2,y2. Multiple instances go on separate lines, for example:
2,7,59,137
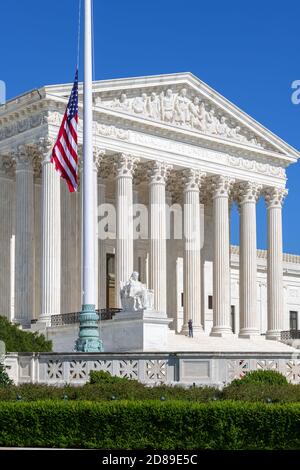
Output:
120,271,154,311
96,87,267,149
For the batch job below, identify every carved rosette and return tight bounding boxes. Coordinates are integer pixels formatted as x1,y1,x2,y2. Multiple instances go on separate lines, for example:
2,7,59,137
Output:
147,161,172,184
264,187,288,209
183,168,206,192
114,153,139,178
211,175,234,199
236,181,262,206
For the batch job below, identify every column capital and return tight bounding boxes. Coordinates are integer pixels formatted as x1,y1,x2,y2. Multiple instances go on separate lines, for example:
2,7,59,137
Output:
93,147,106,172
236,181,262,205
114,153,140,178
264,186,288,209
211,175,234,199
13,144,35,171
38,137,54,163
183,168,206,191
147,161,173,184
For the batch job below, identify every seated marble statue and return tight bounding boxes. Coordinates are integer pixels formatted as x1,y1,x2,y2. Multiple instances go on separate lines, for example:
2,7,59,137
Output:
120,272,154,311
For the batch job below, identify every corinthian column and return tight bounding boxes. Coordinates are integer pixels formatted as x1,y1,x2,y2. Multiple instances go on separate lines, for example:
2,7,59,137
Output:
115,153,139,307
210,175,233,337
265,187,287,340
93,148,105,309
182,169,205,334
40,139,61,325
14,145,35,326
148,161,172,314
238,181,261,338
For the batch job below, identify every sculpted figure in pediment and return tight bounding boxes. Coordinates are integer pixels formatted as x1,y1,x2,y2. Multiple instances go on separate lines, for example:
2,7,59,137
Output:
160,89,176,123
189,97,205,131
113,93,132,112
205,108,218,134
216,115,229,137
147,92,161,120
132,93,148,114
174,88,190,126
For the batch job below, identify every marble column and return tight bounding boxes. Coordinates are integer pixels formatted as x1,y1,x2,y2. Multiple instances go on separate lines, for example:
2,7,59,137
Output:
40,143,61,325
93,149,105,310
210,175,233,337
148,161,171,314
265,187,287,340
182,169,204,334
115,154,138,307
14,145,35,326
98,180,106,309
238,181,261,338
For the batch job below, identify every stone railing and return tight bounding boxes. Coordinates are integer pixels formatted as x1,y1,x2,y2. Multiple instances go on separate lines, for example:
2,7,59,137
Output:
51,309,121,327
4,351,300,387
230,245,300,264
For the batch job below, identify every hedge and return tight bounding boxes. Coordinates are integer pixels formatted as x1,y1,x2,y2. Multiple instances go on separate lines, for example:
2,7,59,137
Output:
0,401,299,449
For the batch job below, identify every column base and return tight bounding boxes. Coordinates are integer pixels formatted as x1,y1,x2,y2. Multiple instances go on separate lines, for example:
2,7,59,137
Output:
266,330,281,341
210,327,233,338
238,329,260,340
75,304,103,353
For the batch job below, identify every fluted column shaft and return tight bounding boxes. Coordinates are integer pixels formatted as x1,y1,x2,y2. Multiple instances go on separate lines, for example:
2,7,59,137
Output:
115,154,138,307
238,182,261,338
149,162,171,314
93,149,104,310
265,187,287,340
14,147,35,326
40,152,61,324
182,169,204,334
210,176,233,337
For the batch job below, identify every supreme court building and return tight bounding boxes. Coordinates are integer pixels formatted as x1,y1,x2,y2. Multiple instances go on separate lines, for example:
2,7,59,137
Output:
1,73,300,351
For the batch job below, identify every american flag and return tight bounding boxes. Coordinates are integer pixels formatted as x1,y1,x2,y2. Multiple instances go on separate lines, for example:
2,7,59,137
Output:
51,69,79,192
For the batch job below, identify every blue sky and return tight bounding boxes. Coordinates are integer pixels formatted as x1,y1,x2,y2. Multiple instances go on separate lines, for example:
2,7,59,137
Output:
1,0,300,253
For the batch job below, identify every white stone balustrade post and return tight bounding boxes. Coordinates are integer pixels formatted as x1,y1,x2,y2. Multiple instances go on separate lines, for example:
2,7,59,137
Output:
148,161,172,314
115,154,139,307
210,175,233,337
40,140,61,325
237,181,261,338
265,187,287,340
182,169,205,335
14,145,35,326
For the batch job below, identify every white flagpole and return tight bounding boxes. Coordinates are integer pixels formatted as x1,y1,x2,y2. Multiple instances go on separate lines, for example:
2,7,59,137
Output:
75,0,103,352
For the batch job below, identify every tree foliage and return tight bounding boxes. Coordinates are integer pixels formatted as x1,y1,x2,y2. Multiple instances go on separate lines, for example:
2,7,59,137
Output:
0,316,52,352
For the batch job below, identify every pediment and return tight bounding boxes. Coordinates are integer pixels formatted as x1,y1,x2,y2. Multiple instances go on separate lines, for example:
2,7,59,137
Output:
50,73,299,160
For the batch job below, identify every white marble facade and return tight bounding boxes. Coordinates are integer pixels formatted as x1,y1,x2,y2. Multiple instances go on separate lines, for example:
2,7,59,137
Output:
0,72,300,343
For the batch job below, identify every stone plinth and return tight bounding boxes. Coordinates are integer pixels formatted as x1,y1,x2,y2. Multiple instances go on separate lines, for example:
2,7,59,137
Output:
104,309,172,352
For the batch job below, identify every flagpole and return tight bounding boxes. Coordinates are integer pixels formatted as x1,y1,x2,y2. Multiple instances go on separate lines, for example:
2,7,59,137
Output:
75,0,103,352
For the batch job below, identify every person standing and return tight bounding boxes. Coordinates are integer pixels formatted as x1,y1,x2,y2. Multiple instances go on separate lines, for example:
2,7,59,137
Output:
188,319,193,338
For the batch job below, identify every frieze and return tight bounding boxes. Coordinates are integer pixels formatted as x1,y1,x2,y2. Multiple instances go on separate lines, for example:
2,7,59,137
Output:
94,87,276,152
0,112,47,141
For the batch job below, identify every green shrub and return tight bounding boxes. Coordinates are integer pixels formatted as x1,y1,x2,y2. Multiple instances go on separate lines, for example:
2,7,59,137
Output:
222,383,300,403
0,382,220,402
0,401,299,449
0,316,52,352
0,363,13,387
89,370,132,384
235,370,288,386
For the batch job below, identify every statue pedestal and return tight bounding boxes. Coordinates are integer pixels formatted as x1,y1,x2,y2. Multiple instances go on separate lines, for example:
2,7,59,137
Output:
101,309,172,352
